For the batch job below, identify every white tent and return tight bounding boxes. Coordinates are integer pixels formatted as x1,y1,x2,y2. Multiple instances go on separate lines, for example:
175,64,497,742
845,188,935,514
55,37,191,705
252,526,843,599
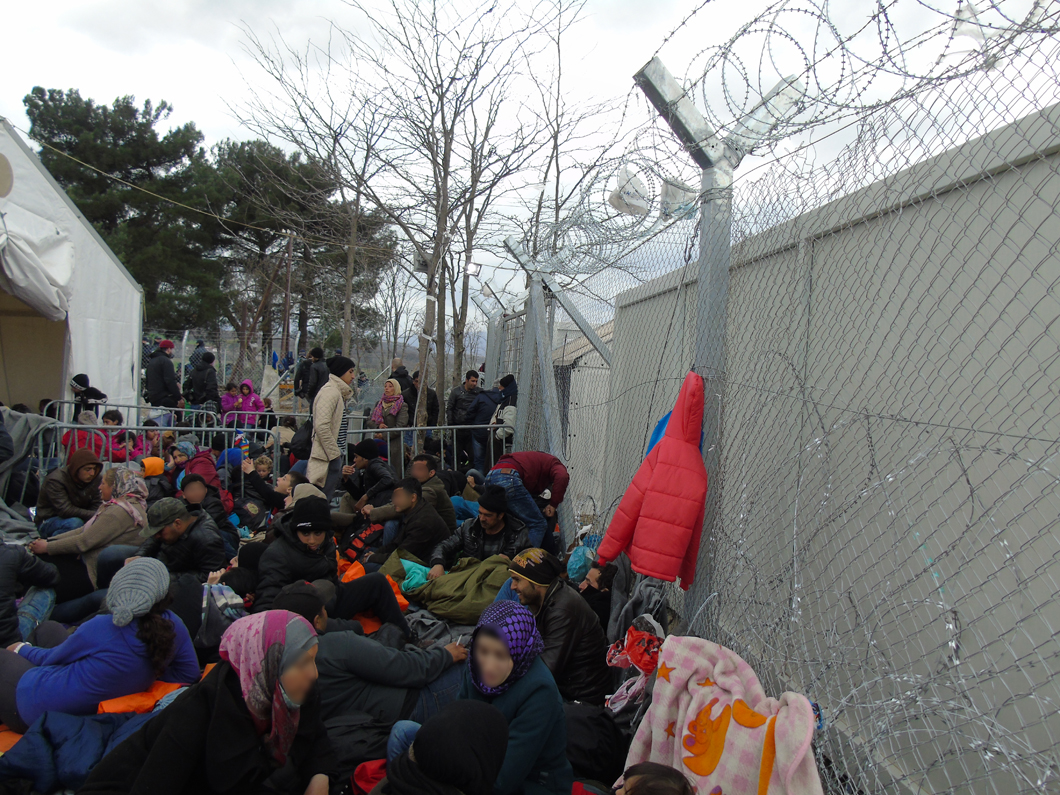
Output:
0,119,142,410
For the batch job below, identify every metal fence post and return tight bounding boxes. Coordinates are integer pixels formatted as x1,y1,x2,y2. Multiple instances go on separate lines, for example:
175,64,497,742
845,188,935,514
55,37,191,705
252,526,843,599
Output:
514,298,536,451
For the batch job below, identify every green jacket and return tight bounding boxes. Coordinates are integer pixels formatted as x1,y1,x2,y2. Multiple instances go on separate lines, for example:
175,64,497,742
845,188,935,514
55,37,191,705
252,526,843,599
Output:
459,658,573,795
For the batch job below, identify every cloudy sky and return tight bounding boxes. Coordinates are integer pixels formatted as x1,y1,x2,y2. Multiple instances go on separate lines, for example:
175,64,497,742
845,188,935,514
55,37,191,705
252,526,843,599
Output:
0,0,735,147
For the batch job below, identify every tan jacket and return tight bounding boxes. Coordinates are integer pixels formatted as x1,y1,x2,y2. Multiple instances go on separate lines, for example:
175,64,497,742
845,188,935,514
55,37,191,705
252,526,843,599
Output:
308,374,352,486
46,501,147,587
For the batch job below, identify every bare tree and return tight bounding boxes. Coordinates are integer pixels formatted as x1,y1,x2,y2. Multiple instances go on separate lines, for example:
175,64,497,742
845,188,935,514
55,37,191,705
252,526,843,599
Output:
239,0,559,428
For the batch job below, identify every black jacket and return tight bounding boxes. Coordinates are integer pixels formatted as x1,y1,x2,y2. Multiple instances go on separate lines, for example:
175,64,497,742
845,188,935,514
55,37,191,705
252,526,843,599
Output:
536,580,612,705
144,474,176,505
401,385,439,427
244,468,287,512
80,662,337,795
0,546,59,647
293,358,312,397
145,349,182,407
306,360,331,400
188,362,220,406
388,367,414,393
429,514,530,568
369,497,451,565
254,523,338,611
183,497,238,555
446,384,481,425
343,459,398,507
136,511,227,582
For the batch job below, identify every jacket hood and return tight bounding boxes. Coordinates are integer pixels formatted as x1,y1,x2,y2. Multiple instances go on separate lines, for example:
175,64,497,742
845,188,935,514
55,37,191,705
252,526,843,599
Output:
666,372,705,446
195,361,214,372
240,379,257,394
393,366,410,377
141,457,165,477
499,383,518,400
67,448,103,481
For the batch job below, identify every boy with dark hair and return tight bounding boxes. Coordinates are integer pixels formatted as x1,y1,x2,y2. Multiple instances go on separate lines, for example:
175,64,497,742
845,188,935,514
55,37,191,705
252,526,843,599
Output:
364,477,449,567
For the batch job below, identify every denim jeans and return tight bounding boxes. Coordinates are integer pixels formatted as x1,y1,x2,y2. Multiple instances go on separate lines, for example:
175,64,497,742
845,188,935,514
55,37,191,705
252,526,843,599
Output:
322,457,344,501
407,664,464,724
472,435,489,474
387,720,421,763
381,519,401,548
493,577,519,603
37,516,84,539
94,544,142,589
451,495,479,521
51,589,107,623
483,471,547,547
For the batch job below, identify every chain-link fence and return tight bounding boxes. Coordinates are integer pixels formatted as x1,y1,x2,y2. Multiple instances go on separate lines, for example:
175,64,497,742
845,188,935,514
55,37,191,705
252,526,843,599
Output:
492,10,1060,795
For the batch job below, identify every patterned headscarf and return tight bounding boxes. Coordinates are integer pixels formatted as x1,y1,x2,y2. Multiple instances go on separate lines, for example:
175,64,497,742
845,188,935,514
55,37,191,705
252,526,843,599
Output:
370,378,406,425
175,441,197,459
468,601,544,697
219,611,318,765
83,467,149,531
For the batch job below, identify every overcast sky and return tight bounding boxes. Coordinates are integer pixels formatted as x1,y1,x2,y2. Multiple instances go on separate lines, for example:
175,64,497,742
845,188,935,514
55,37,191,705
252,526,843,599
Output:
0,0,739,147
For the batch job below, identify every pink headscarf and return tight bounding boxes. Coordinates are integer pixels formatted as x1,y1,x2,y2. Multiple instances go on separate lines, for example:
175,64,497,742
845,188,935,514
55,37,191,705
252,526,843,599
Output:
219,611,318,765
370,378,405,426
83,467,148,531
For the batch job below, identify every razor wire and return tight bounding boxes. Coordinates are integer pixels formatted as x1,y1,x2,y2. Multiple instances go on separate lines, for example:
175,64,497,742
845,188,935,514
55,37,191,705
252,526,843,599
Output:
498,2,1060,793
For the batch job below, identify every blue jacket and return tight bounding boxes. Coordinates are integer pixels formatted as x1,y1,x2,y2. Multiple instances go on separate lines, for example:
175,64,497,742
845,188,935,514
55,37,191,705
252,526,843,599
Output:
459,657,573,795
466,388,502,441
15,611,200,726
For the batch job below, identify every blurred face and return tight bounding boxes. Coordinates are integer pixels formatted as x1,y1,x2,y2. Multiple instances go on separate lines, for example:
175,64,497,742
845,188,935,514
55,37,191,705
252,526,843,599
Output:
383,381,396,397
297,528,328,551
580,567,602,592
478,506,503,533
473,633,514,689
466,375,479,390
100,477,114,501
510,572,547,608
392,487,415,513
77,464,101,484
255,464,270,479
183,481,208,505
409,460,433,483
279,645,319,705
240,385,251,395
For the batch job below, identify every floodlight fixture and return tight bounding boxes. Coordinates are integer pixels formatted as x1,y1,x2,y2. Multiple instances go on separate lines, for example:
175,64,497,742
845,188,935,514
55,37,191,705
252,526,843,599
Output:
634,57,723,170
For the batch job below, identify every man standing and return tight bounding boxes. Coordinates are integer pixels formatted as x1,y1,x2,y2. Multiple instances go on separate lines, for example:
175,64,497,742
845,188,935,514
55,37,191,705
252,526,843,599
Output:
402,371,439,428
305,347,332,405
507,548,611,705
309,355,355,498
145,340,185,410
188,340,207,369
486,451,569,548
446,370,480,471
293,350,311,399
428,486,529,579
388,358,414,392
188,351,221,410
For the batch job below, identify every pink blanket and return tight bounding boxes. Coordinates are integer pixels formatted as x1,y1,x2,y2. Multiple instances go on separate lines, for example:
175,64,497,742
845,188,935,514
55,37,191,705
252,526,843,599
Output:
627,636,823,795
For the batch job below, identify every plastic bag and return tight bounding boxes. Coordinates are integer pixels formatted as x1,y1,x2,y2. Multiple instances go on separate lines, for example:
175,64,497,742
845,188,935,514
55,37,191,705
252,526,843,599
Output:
608,165,651,216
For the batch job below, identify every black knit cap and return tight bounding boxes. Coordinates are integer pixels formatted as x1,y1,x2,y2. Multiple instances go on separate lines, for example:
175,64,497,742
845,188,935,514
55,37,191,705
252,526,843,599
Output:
272,581,326,624
328,355,356,377
353,439,379,460
478,485,507,514
499,374,515,388
290,495,331,534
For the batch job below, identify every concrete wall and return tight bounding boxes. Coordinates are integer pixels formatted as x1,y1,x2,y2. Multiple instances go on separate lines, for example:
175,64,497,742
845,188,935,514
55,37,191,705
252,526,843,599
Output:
594,102,1060,794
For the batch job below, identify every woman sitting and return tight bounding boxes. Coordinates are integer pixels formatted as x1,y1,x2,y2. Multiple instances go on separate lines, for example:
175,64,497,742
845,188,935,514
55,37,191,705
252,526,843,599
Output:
0,557,199,733
81,611,335,795
373,700,509,795
387,601,572,795
29,467,149,621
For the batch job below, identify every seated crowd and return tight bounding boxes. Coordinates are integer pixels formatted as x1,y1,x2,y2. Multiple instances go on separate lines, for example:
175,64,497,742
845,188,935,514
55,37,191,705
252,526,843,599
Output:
0,376,686,795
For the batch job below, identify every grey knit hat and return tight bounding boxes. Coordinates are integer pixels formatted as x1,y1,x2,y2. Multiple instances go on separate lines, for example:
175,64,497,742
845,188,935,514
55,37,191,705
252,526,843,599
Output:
107,557,171,627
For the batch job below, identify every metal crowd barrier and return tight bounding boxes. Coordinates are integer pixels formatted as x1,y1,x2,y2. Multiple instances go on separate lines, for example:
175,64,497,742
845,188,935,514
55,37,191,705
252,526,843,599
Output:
339,422,515,480
33,422,284,501
43,400,222,428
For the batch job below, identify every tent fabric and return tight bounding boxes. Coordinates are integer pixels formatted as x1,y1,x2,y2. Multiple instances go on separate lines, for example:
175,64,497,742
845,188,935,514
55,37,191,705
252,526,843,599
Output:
0,120,142,409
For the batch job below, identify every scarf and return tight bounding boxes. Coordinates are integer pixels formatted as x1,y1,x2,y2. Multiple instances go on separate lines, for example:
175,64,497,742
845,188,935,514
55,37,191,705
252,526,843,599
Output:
468,601,544,697
219,611,317,765
370,379,406,426
84,467,149,531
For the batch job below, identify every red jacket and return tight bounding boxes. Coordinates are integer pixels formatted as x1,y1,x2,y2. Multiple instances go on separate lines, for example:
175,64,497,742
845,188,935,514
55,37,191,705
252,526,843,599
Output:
183,450,235,514
596,372,707,589
493,452,569,507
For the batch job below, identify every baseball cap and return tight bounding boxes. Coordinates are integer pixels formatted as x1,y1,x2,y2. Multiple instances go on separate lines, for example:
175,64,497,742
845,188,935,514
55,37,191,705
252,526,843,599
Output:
144,497,187,538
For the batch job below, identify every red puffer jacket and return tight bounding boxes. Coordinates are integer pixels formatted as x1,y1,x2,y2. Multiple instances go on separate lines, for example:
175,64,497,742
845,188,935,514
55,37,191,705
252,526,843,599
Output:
596,371,707,589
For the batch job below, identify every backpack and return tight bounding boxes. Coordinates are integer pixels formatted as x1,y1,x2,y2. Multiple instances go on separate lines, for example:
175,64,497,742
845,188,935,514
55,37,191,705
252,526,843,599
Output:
564,702,630,785
289,418,313,460
340,524,384,564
